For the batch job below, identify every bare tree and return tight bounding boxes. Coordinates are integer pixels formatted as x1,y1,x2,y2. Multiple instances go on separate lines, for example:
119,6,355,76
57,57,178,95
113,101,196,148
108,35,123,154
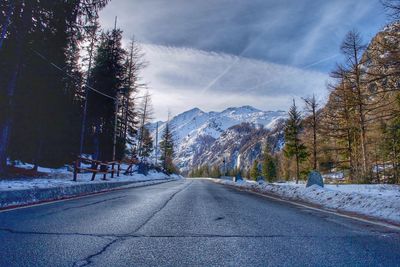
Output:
137,91,154,159
339,30,370,178
320,71,358,181
381,0,400,19
303,94,320,170
121,37,147,142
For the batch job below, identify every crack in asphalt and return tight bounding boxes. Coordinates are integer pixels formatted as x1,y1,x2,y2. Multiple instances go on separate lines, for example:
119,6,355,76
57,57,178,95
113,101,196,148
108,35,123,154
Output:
131,181,193,234
72,180,192,267
72,238,119,267
0,228,115,240
2,227,390,239
0,181,192,267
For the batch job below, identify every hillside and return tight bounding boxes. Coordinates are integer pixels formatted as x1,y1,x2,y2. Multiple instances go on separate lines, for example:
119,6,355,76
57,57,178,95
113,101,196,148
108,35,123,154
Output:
148,106,286,173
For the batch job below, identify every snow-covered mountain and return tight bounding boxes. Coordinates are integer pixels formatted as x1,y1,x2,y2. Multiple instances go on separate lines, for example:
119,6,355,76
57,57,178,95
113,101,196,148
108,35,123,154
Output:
147,106,287,173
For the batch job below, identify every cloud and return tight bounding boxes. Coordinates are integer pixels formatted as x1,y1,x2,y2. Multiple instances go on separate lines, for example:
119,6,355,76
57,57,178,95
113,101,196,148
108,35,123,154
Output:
140,44,330,120
98,0,388,120
99,0,386,72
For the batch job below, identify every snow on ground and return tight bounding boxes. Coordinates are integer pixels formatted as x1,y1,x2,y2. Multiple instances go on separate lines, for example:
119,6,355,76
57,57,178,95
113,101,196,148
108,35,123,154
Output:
0,164,182,192
216,179,400,224
0,163,184,208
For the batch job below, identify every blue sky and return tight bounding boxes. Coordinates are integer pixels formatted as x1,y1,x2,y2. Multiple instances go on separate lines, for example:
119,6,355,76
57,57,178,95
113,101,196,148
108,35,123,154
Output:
99,0,389,120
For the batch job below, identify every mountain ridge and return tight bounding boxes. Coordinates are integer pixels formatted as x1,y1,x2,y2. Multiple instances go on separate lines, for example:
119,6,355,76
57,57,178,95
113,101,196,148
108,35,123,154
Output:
148,105,287,172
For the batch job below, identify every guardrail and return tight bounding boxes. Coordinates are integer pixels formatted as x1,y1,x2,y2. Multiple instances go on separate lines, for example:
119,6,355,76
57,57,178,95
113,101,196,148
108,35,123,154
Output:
73,157,120,182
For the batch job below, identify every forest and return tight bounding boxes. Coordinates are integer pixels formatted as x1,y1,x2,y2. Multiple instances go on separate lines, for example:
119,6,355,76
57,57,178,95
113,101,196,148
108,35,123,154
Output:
2,1,400,184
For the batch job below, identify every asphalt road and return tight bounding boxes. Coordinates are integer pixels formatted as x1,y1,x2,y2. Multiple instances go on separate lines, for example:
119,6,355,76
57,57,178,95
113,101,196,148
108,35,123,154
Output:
0,179,399,267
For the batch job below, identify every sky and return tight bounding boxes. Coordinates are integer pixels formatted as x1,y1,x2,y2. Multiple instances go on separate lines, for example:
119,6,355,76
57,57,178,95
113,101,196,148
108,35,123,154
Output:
99,0,389,120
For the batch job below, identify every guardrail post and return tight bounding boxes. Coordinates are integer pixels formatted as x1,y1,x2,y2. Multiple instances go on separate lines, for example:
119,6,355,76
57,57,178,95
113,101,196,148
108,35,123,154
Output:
111,162,115,178
91,162,98,181
73,158,79,182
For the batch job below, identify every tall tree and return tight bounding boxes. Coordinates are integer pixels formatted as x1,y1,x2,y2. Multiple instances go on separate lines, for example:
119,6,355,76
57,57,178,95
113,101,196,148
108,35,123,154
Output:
303,94,320,170
0,0,109,173
320,75,358,181
139,127,154,160
87,28,126,161
159,120,176,174
119,37,146,158
137,91,153,158
284,100,308,183
339,30,369,178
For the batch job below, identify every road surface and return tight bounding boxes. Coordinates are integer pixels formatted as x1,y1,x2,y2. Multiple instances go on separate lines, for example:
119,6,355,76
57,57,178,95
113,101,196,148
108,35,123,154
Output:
0,179,399,266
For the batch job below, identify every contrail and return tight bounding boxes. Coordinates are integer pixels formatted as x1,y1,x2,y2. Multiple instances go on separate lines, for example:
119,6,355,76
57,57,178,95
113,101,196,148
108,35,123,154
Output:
201,37,338,95
241,53,339,94
200,56,240,94
212,53,339,109
200,33,264,94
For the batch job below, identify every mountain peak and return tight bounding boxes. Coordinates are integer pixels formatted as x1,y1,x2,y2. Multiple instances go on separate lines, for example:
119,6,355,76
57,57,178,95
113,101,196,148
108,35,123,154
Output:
173,107,204,120
186,107,203,113
222,105,261,114
148,105,286,172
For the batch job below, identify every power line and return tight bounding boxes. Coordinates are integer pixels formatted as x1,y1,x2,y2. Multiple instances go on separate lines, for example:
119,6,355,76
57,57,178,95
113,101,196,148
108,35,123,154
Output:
31,48,149,100
31,48,117,100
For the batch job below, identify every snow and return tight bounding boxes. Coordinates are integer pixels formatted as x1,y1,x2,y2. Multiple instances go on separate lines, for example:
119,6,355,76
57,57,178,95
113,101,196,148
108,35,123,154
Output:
0,165,182,192
147,106,287,171
215,179,400,224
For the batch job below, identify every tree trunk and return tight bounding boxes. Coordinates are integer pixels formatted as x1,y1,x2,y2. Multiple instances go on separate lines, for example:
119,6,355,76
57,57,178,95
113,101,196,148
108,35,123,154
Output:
295,154,299,184
0,0,31,174
312,110,317,170
347,129,353,181
0,64,19,173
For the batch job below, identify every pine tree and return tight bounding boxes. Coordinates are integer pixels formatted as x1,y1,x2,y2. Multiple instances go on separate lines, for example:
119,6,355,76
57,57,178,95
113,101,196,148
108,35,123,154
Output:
87,28,126,161
262,145,277,182
160,121,176,174
210,165,221,178
250,161,260,181
284,99,308,183
0,0,110,173
139,127,154,160
119,38,146,160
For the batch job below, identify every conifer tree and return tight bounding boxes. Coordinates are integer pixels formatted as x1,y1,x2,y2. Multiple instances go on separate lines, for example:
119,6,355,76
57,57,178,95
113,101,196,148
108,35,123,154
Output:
262,145,277,182
284,100,308,183
87,28,126,161
250,161,260,181
0,0,109,172
210,165,221,178
160,121,176,174
139,128,154,160
119,38,146,159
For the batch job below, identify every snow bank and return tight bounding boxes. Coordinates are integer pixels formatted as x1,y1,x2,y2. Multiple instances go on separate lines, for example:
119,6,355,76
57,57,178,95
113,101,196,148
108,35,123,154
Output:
0,170,183,208
216,179,400,224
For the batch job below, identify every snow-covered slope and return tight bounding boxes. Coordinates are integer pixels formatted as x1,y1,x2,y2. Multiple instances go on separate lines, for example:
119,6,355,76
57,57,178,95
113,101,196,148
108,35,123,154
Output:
148,106,286,172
